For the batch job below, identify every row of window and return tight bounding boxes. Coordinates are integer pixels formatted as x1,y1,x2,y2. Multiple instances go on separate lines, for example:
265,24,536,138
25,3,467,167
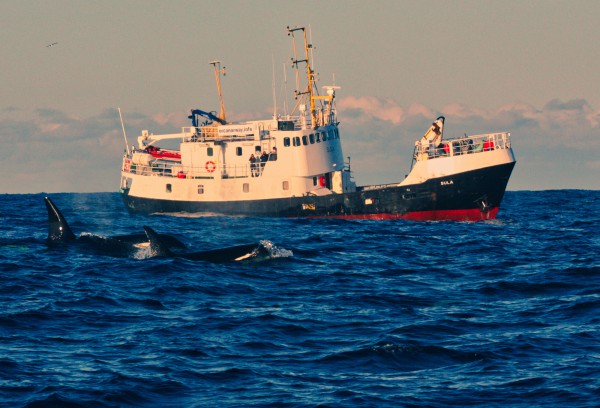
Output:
165,181,290,194
166,177,325,194
203,146,264,157
196,128,339,158
283,128,340,147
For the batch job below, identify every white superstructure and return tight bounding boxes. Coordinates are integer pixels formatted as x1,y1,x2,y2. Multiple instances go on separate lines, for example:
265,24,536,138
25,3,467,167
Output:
119,25,516,221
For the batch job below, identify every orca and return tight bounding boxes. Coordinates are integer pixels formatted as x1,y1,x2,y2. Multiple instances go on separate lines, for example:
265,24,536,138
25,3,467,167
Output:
45,196,185,256
143,226,270,262
46,196,78,244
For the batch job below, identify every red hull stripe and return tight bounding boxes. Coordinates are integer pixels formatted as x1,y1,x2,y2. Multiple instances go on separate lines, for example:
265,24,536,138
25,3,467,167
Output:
310,207,499,221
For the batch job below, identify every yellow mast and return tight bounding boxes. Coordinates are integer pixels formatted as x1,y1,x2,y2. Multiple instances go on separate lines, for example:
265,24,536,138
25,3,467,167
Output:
288,26,318,127
209,61,227,123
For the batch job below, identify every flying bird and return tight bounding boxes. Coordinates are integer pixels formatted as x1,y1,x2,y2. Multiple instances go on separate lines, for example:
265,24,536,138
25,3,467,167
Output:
46,42,58,48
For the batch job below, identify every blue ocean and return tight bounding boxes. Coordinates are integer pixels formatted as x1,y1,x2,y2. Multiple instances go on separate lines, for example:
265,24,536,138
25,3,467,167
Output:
1,190,599,407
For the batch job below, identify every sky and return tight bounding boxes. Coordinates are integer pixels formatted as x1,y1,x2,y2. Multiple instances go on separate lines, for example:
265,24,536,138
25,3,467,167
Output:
1,0,599,194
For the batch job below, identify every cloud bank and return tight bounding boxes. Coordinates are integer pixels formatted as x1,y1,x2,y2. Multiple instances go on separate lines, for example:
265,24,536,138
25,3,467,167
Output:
337,97,600,190
1,98,599,194
0,108,187,194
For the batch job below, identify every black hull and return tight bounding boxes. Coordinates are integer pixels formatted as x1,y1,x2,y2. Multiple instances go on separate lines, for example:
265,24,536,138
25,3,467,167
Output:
122,162,515,221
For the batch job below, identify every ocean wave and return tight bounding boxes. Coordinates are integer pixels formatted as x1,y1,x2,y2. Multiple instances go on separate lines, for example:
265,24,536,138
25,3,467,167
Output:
1,191,599,407
319,341,486,373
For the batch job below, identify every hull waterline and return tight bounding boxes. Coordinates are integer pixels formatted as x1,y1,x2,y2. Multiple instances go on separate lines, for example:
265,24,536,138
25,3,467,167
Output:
121,162,515,221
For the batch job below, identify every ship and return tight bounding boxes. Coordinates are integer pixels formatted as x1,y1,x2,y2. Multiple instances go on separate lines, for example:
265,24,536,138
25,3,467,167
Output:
119,26,516,221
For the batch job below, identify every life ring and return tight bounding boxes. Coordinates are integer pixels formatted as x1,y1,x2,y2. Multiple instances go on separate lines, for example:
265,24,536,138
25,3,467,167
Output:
205,161,216,173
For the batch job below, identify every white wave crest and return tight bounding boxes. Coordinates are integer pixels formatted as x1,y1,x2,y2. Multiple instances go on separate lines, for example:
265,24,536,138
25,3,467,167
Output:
260,240,293,259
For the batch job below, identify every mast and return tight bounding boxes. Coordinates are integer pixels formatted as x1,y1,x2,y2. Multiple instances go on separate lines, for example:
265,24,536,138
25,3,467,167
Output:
288,26,317,128
209,61,227,123
287,26,337,128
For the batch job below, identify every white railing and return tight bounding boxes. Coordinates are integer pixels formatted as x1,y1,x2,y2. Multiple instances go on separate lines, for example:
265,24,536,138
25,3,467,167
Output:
122,157,277,179
180,117,301,143
413,132,511,162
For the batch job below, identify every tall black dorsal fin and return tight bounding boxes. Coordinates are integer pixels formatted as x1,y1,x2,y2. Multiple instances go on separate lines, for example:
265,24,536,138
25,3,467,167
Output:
143,226,174,257
45,197,77,244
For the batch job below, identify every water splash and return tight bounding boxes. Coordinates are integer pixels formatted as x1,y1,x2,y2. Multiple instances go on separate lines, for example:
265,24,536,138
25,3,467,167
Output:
132,244,154,260
259,240,293,259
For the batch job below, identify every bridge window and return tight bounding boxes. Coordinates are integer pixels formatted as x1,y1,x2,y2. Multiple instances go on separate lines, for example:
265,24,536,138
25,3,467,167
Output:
207,147,213,156
166,184,172,193
316,133,321,143
278,120,294,130
283,181,289,190
236,147,242,156
283,137,290,147
293,137,301,146
198,185,204,194
309,134,315,144
322,132,328,142
302,135,308,145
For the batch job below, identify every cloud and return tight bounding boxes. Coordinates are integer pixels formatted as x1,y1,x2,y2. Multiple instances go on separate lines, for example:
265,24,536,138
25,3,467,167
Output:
338,96,407,125
152,111,188,126
0,108,184,193
439,103,489,120
337,96,600,148
335,96,600,189
1,98,599,193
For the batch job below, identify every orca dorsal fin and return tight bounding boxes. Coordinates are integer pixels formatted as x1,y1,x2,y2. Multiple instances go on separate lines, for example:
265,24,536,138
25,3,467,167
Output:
45,197,77,244
143,226,174,257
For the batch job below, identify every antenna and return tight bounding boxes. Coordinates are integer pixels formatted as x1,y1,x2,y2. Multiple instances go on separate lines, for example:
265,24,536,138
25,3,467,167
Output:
118,107,130,156
281,63,290,116
308,25,316,73
323,74,341,95
272,54,277,118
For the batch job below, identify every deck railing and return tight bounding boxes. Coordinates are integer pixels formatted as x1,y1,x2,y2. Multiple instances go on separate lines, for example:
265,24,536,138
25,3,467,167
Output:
179,117,303,143
413,132,511,162
122,157,276,180
181,126,256,142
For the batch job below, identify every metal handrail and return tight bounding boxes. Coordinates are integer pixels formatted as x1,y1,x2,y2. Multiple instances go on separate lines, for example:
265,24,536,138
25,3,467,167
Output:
414,132,511,162
122,157,275,179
